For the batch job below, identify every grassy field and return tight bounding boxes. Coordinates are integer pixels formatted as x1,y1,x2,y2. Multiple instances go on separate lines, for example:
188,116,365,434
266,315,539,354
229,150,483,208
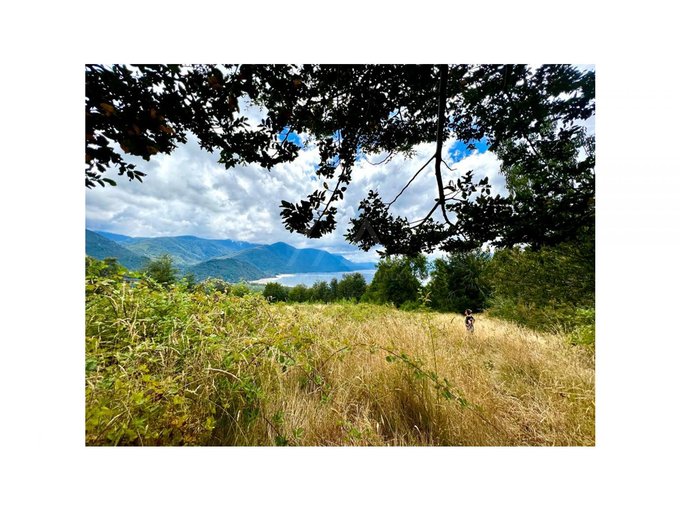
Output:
85,283,594,446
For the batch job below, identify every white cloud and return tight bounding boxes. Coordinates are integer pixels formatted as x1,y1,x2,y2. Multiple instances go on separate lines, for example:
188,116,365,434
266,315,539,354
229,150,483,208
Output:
86,133,506,261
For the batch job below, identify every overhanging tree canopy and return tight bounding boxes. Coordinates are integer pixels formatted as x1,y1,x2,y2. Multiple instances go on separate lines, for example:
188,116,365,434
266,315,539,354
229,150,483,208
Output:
86,64,594,254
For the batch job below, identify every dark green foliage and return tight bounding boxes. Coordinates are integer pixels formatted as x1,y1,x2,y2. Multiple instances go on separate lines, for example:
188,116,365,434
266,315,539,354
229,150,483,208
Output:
143,254,178,287
427,250,491,313
362,255,427,308
228,282,253,297
485,239,595,331
182,272,197,291
262,282,289,303
86,230,150,271
399,300,425,312
266,272,367,304
86,64,299,189
87,65,594,255
329,278,339,301
457,66,595,249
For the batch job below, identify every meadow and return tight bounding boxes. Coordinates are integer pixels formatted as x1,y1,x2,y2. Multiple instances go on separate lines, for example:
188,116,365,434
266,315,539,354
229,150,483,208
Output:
85,279,594,446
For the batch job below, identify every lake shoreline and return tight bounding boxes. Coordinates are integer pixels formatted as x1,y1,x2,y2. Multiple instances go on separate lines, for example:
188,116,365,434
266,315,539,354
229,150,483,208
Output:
249,269,377,287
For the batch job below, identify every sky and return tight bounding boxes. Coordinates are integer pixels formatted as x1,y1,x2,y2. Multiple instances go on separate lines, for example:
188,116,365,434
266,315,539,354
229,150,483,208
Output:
85,99,508,262
7,2,680,507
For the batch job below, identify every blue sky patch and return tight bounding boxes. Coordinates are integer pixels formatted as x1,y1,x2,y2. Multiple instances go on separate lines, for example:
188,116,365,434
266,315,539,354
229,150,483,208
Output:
448,138,488,162
278,128,303,147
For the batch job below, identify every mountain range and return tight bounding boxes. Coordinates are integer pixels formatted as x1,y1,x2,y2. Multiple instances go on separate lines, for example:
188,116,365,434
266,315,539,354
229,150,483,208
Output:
86,230,375,282
86,230,151,270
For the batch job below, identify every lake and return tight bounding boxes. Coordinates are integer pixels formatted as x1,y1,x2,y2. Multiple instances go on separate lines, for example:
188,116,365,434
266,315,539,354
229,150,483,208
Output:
250,269,377,287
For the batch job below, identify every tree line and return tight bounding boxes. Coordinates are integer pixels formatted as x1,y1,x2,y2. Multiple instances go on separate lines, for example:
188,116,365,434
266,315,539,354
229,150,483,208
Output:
88,234,593,342
263,238,593,338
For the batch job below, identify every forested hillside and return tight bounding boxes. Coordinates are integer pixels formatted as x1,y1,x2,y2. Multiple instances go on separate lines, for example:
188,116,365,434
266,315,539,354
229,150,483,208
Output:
85,230,149,271
189,257,267,282
114,235,259,266
229,242,372,274
86,230,374,281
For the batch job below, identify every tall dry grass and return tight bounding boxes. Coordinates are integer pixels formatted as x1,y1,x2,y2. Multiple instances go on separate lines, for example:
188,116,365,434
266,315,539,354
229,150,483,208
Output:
243,304,594,446
86,283,594,446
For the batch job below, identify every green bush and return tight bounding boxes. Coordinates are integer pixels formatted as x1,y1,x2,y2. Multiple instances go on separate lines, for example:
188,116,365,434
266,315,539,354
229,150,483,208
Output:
85,275,308,445
230,282,252,297
400,300,426,312
86,256,126,280
568,308,595,346
484,241,594,334
309,281,332,302
288,284,311,302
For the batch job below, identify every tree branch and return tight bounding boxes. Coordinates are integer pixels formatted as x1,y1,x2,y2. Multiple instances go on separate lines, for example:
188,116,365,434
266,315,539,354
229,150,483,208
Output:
365,151,395,166
434,64,454,227
408,199,441,227
386,154,435,208
308,164,348,233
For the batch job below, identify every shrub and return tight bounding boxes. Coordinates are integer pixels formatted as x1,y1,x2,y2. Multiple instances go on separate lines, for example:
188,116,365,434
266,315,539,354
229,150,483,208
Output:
485,241,594,332
288,284,311,302
263,282,289,302
400,300,426,312
86,256,126,280
309,281,332,302
230,282,251,297
568,307,595,346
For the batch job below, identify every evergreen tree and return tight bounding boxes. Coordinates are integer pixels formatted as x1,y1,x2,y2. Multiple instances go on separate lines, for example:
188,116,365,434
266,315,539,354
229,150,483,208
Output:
144,254,178,287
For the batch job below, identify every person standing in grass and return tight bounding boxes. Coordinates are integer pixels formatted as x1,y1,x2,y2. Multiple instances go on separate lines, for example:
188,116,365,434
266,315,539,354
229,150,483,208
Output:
464,309,475,334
